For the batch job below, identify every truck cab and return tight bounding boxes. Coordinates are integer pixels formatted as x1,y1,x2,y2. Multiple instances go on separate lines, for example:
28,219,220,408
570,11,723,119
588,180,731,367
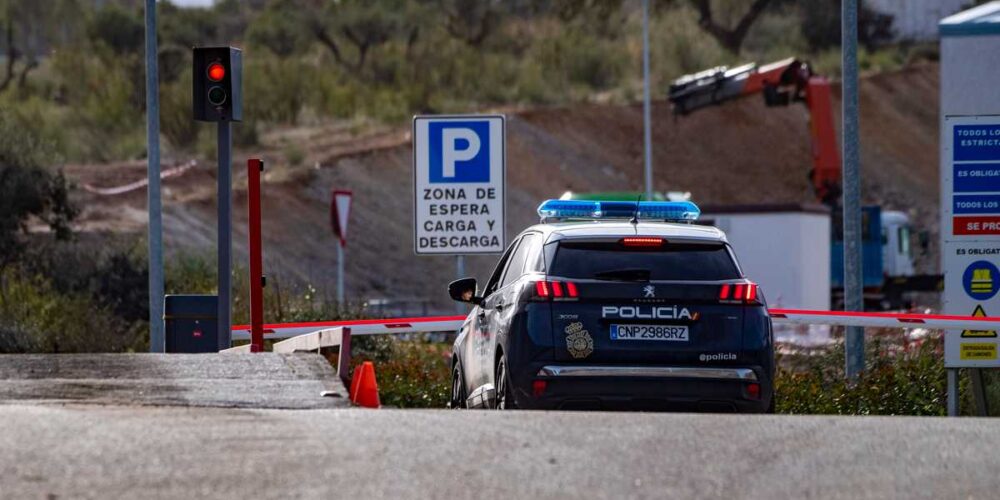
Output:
881,210,915,278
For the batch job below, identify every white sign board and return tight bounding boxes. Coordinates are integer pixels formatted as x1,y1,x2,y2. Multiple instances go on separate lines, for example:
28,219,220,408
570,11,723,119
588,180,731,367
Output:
413,115,505,255
942,115,1000,367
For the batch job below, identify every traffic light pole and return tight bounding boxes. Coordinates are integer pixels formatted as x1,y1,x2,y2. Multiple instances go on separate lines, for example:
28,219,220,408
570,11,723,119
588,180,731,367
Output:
217,120,232,351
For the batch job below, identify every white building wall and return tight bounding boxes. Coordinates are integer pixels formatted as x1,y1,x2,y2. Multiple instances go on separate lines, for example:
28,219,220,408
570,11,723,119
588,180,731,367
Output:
867,0,970,41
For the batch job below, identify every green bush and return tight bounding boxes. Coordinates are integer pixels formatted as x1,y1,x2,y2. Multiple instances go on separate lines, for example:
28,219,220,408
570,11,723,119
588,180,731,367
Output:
776,336,948,415
244,56,315,124
22,239,149,323
531,29,629,95
86,4,145,56
160,73,203,151
0,274,145,353
651,7,733,83
50,47,146,161
0,111,75,268
350,335,451,408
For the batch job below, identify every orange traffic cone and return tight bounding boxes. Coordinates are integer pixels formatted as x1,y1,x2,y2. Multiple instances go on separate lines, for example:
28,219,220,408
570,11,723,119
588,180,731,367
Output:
352,361,381,409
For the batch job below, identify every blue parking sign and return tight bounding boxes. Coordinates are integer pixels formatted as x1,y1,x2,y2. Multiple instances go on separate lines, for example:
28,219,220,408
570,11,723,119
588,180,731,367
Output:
428,121,491,183
413,114,506,255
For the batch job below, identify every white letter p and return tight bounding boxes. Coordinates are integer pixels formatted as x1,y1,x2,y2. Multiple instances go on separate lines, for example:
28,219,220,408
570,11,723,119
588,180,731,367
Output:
442,128,480,178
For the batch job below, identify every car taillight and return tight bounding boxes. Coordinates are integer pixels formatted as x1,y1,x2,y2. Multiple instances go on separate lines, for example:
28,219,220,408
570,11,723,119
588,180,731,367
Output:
621,237,664,247
534,280,579,300
719,282,761,305
746,382,761,400
533,379,547,397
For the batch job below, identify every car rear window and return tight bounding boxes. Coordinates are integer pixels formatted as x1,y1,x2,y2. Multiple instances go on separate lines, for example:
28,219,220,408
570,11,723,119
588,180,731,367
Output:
549,241,741,281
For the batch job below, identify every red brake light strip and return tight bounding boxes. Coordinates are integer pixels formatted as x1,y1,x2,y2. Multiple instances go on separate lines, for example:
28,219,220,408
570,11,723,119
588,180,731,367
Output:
621,237,664,247
720,283,759,304
536,280,579,300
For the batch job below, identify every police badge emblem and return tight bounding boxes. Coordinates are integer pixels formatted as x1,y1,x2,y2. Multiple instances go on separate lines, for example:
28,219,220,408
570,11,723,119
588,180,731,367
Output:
565,322,593,359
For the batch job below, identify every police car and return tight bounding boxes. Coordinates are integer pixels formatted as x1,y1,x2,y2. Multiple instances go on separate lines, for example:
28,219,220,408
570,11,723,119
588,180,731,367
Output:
448,199,775,412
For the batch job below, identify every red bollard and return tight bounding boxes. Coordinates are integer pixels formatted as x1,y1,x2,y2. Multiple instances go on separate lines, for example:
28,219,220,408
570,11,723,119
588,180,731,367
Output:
248,158,265,352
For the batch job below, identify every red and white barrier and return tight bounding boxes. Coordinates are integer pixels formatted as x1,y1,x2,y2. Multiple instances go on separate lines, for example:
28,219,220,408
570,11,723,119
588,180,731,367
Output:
768,309,1000,330
231,309,1000,341
231,315,467,341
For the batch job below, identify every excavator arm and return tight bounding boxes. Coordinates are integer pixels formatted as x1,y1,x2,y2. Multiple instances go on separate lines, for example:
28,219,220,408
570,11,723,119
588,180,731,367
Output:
668,58,842,208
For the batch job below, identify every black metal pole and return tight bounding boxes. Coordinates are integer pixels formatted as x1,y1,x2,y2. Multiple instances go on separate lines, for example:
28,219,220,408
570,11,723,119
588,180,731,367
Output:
217,120,232,350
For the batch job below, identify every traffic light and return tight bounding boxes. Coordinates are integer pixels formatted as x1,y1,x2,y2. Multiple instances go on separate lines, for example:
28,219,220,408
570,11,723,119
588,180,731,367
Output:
193,46,242,122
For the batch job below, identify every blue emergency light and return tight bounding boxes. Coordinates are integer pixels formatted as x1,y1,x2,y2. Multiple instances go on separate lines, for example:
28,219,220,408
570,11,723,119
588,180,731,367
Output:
537,199,700,222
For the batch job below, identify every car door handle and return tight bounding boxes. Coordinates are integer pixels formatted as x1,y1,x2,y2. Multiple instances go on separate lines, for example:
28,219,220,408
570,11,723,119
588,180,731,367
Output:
495,302,505,311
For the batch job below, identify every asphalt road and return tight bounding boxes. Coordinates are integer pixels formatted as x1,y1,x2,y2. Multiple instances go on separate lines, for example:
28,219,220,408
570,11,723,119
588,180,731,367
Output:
4,404,1000,500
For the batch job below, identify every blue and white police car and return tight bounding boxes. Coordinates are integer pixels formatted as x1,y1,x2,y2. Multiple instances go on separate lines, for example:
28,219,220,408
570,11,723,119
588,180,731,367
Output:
448,199,775,412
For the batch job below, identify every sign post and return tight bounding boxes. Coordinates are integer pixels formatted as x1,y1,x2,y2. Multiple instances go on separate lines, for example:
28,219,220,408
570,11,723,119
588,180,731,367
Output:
841,0,865,381
412,115,506,259
145,0,164,353
331,190,353,305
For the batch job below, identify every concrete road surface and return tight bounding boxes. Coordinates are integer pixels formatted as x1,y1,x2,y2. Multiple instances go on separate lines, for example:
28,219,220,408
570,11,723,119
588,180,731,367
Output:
3,404,999,499
0,353,348,409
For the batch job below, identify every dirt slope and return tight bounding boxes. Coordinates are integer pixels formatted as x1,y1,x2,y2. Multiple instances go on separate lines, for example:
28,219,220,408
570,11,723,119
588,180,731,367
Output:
66,63,940,313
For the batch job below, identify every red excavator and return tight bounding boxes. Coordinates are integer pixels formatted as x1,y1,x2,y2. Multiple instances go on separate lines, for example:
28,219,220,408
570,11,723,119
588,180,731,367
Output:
668,58,842,208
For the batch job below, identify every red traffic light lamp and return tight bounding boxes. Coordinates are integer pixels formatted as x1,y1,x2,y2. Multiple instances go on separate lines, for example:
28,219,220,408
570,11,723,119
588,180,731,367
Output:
207,62,226,82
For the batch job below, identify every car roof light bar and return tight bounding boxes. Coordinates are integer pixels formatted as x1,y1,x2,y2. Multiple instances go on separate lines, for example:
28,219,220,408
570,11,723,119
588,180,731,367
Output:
537,199,700,223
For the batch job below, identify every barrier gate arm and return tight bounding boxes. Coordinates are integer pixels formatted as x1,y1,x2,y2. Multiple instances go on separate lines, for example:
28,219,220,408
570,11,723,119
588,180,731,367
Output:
769,309,1000,330
230,315,468,341
230,309,1000,341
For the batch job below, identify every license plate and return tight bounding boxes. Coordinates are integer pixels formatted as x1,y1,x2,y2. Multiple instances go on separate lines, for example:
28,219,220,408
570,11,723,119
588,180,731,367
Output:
610,324,689,341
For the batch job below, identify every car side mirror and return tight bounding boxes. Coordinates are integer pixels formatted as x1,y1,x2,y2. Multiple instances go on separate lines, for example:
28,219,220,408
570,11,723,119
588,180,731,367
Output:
449,277,481,305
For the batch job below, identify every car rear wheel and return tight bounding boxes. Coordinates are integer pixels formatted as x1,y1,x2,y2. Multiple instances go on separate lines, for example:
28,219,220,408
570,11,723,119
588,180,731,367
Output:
450,362,466,409
495,355,514,410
